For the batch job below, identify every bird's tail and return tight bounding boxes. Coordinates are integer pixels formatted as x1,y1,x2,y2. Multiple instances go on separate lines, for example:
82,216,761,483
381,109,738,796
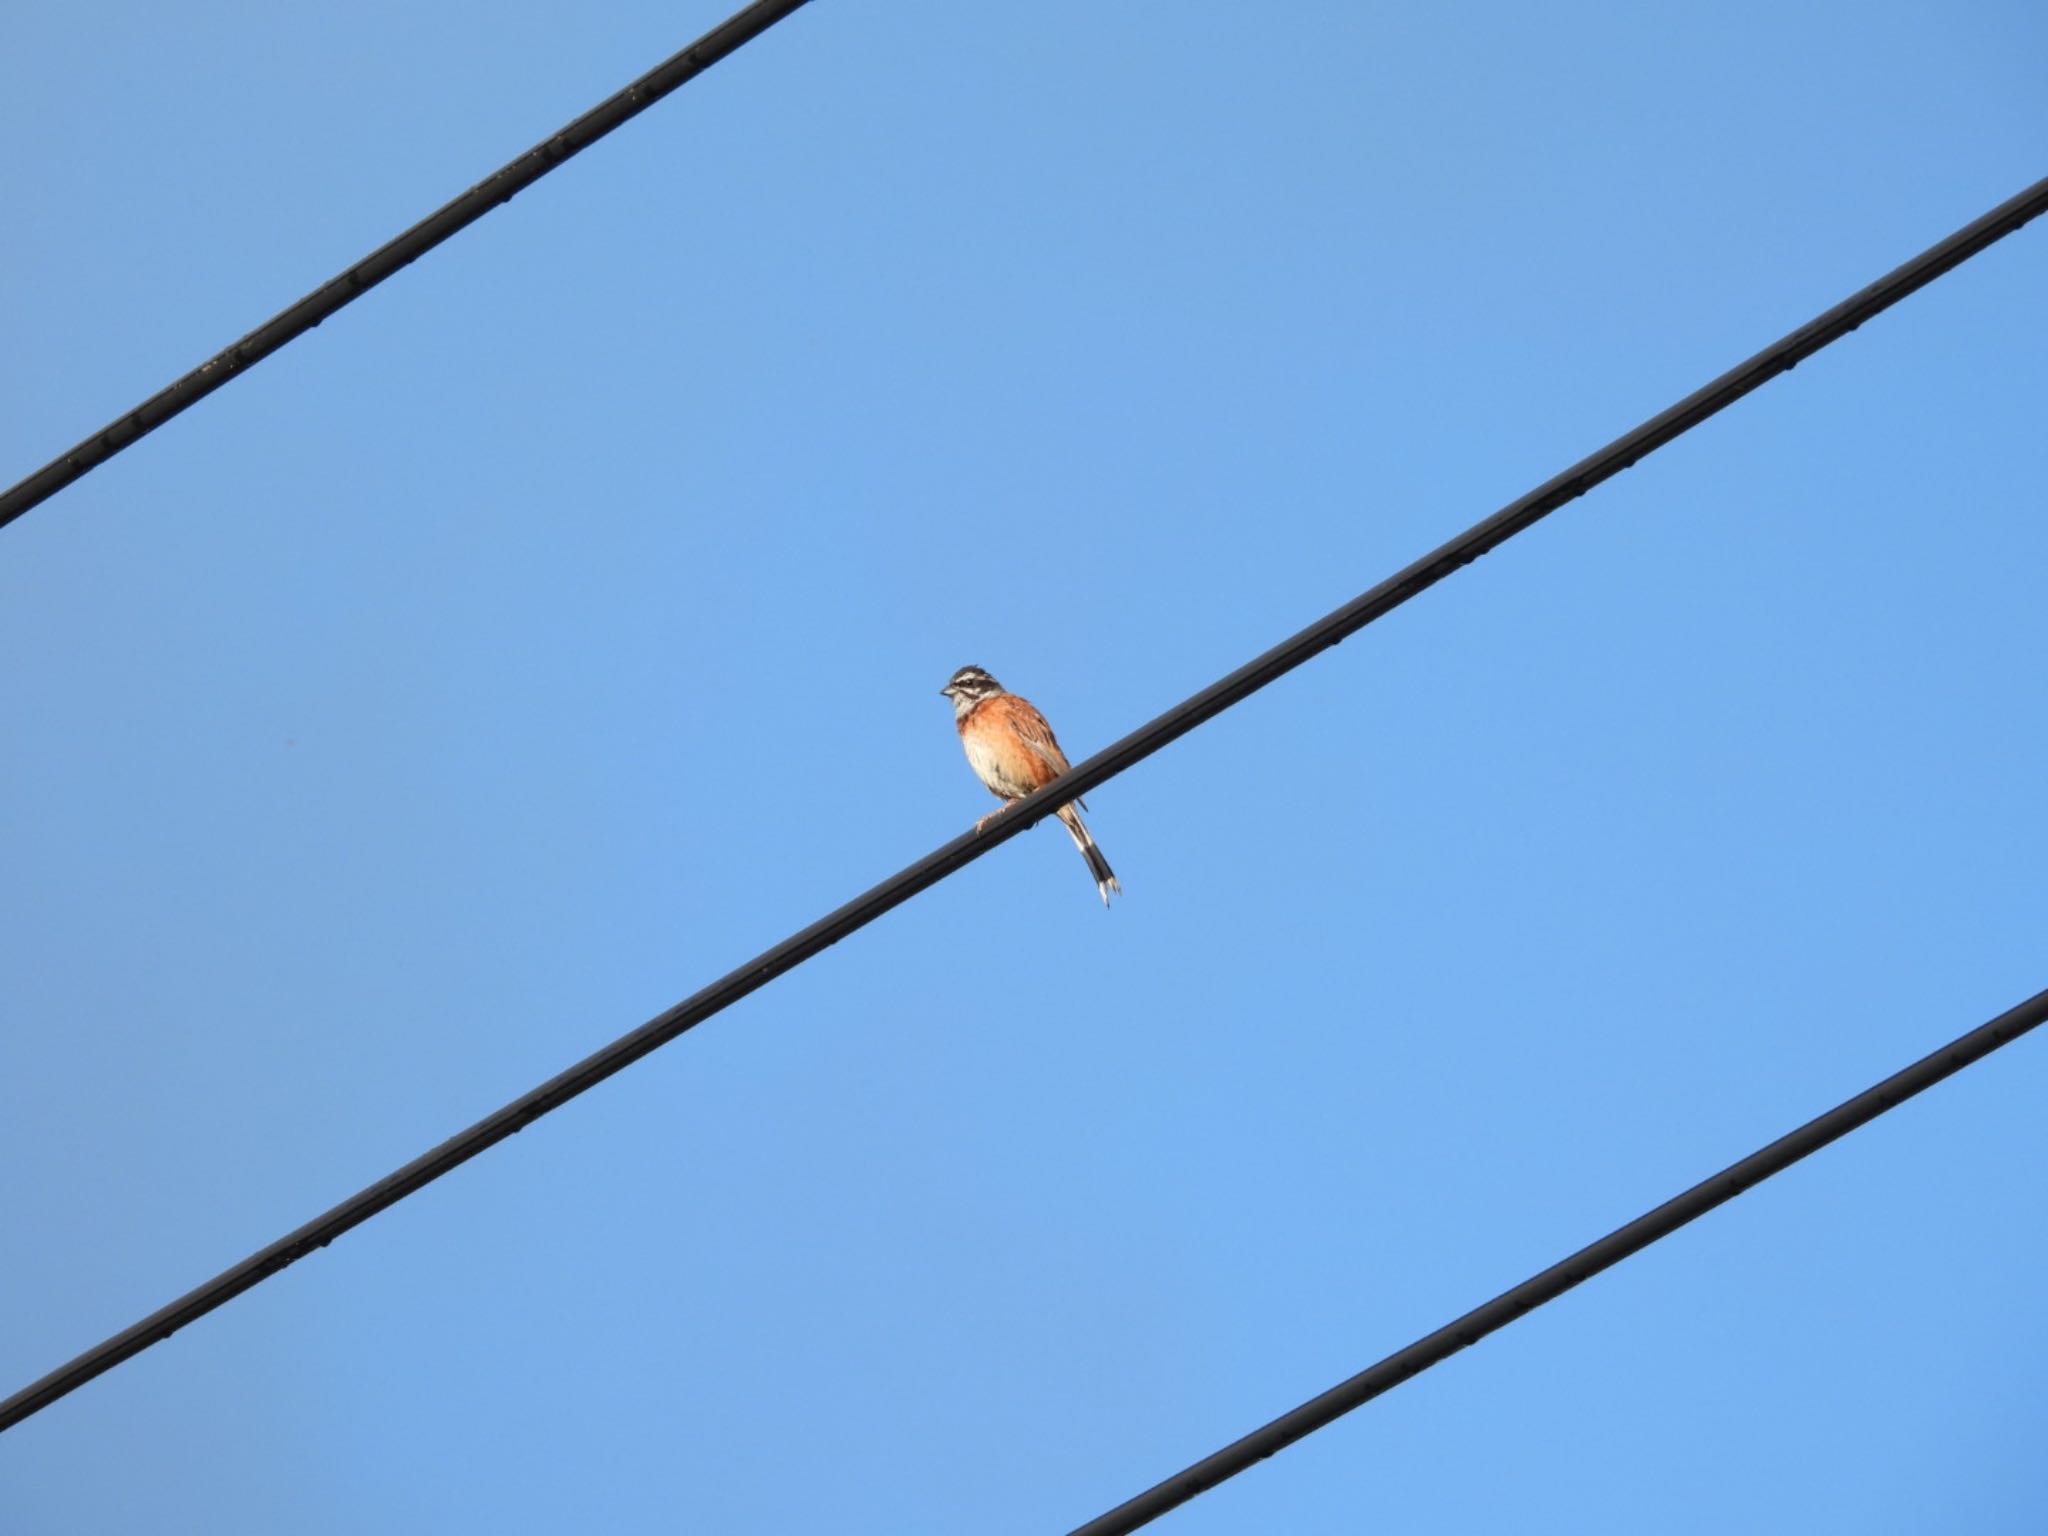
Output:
1055,804,1121,908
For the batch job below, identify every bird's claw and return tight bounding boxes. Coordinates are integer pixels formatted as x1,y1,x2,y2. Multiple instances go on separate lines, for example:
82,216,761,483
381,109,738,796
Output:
974,801,1019,833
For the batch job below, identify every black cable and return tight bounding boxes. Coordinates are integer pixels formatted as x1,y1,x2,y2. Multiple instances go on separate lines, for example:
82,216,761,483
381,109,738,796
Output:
1064,985,2048,1535
3,176,2043,1435
0,0,817,535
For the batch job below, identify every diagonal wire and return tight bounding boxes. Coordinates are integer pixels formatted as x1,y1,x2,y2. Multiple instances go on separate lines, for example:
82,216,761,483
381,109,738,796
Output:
1064,985,2048,1535
0,0,818,535
3,175,2043,1435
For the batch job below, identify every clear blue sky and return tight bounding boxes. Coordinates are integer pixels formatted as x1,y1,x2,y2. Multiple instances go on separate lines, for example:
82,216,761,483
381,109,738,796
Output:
3,3,2043,1531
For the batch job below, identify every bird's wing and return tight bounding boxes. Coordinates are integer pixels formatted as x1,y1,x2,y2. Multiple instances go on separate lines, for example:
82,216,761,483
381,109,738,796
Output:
1007,696,1088,808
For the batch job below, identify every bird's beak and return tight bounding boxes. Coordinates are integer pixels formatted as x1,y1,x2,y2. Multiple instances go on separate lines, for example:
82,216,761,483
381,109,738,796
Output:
939,686,952,697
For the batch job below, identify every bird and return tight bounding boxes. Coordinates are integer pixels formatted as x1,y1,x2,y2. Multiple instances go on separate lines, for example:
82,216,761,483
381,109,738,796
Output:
941,664,1121,907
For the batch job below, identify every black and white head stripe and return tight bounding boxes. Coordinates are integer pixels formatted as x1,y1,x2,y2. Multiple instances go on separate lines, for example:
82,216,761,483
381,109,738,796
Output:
941,665,1003,698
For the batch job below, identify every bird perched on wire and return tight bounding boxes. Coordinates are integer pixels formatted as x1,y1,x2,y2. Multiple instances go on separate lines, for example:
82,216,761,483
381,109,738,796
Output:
941,665,1121,907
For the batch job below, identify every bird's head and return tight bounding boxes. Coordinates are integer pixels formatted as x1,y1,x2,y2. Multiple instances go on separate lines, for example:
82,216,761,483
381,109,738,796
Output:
941,665,1003,716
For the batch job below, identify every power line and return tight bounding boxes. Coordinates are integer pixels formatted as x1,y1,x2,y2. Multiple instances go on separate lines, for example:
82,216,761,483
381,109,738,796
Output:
1064,984,2048,1535
3,175,2043,1435
0,0,817,535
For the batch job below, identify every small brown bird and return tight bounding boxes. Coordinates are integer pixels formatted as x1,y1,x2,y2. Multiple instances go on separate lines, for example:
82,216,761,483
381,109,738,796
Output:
941,665,1121,906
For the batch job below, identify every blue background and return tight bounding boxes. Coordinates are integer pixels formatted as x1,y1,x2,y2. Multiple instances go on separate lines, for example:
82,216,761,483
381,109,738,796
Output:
3,3,2043,1530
